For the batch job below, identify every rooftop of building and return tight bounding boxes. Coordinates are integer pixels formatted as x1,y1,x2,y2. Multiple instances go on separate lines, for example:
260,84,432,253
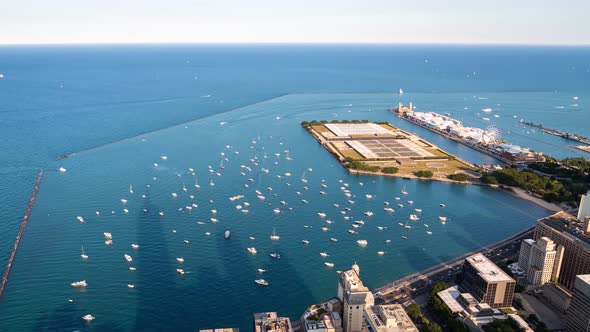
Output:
466,253,515,283
365,304,417,331
340,268,369,293
538,211,590,248
254,312,291,332
200,329,239,332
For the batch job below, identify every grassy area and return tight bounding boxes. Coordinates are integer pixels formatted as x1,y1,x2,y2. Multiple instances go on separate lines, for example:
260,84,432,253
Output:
339,148,364,160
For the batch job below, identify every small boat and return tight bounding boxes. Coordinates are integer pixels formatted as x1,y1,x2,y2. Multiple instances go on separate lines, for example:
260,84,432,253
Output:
414,208,422,213
377,251,385,255
247,247,257,254
270,228,280,240
129,185,134,194
356,239,368,246
76,216,85,223
424,224,430,228
80,246,88,260
58,167,67,173
71,280,87,288
131,244,139,249
426,231,433,235
171,193,178,198
320,252,329,257
159,212,165,216
104,232,113,240
161,155,168,160
409,214,419,221
302,240,309,245
401,236,408,239
129,267,136,271
440,203,446,208
249,236,255,240
258,268,267,273
82,314,95,322
176,269,185,275
385,239,392,243
317,212,326,218
330,238,338,242
121,198,128,204
439,216,447,222
324,262,334,268
401,186,408,195
384,207,395,213
365,194,373,199
224,230,231,239
176,257,184,263
183,240,189,244
128,284,135,289
273,208,280,214
255,279,269,286
364,211,374,217
269,253,281,259
124,254,133,263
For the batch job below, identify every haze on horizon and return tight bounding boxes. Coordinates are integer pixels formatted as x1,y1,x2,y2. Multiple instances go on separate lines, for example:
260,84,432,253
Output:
1,0,589,45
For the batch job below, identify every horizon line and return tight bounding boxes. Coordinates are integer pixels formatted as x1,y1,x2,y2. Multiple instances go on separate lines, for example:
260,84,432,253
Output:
1,41,589,47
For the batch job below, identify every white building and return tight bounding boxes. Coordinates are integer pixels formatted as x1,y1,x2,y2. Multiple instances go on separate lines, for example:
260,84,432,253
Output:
518,237,563,287
577,191,590,221
337,263,374,332
517,239,534,272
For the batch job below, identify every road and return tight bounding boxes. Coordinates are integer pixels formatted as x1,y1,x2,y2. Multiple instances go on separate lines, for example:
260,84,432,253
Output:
373,227,533,307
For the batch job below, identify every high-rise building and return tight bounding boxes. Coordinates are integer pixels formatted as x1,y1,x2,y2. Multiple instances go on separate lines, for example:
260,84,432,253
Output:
337,263,374,332
459,253,516,308
364,304,418,332
254,312,293,332
534,211,590,291
577,191,590,221
565,275,590,332
517,237,562,286
517,239,534,272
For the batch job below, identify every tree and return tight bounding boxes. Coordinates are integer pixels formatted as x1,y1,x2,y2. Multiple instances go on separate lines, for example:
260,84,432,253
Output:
382,167,399,174
415,170,433,178
481,174,498,184
406,303,422,322
448,173,469,181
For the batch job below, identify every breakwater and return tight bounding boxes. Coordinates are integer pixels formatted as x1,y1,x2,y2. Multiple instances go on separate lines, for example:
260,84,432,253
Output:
0,170,44,300
520,120,590,145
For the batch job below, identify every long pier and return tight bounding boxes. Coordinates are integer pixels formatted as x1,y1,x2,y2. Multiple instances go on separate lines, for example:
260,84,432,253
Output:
520,120,590,145
0,170,44,299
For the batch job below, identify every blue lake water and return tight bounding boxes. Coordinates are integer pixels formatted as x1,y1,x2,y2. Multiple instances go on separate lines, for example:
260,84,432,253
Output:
0,45,588,330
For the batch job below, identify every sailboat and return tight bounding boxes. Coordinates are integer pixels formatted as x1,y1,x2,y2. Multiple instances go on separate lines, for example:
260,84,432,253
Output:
129,185,134,194
401,185,408,195
301,171,308,183
80,246,88,260
220,159,225,170
270,228,280,241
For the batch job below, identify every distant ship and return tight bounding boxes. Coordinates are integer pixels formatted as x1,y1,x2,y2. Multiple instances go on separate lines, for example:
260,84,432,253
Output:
224,230,231,239
399,88,404,95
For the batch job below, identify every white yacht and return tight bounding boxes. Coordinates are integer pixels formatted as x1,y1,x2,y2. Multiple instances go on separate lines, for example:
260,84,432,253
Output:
127,284,135,289
247,247,257,254
302,240,309,245
224,230,231,239
161,155,168,160
255,279,269,286
71,280,87,288
401,186,408,195
76,216,85,223
58,167,67,173
176,257,184,263
176,269,185,275
324,262,334,268
439,216,447,222
171,192,178,198
409,214,419,221
356,239,368,246
121,198,128,204
330,238,338,242
273,208,280,214
320,252,329,257
124,254,133,263
414,208,422,213
317,212,326,218
364,211,374,217
257,268,267,273
82,314,95,322
104,232,113,240
129,185,134,194
269,253,280,259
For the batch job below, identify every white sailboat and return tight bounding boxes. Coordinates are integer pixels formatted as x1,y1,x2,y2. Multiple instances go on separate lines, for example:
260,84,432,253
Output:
129,185,134,194
270,228,280,241
80,245,88,260
401,185,408,195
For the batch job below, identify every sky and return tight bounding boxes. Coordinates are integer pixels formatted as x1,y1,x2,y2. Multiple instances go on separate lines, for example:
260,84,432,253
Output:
1,0,589,45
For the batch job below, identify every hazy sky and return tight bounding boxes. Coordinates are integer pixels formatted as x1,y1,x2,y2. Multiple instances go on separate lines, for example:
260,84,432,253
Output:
1,0,589,45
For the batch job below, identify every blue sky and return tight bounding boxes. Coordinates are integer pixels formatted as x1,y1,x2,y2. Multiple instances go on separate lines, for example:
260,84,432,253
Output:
1,0,589,44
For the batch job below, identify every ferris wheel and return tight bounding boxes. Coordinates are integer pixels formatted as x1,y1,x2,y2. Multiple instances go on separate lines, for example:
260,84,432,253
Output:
482,125,502,145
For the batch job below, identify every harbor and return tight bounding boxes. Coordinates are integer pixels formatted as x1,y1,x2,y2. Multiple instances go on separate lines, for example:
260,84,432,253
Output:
391,104,546,166
520,120,590,145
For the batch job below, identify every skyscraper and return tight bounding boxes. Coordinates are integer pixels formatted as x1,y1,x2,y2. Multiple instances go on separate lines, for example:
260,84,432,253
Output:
337,263,374,332
565,275,590,332
517,237,562,287
459,253,516,308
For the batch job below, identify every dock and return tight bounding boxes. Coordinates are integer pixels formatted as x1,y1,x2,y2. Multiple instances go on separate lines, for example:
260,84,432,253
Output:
0,170,44,300
520,120,590,145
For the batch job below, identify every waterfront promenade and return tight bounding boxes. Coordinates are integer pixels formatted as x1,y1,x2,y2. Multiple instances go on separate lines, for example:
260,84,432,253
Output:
0,170,44,300
374,226,534,300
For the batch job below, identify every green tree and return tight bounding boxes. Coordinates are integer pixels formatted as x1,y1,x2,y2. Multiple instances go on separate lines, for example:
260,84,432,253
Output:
448,173,469,181
415,170,433,178
481,174,498,184
382,167,399,174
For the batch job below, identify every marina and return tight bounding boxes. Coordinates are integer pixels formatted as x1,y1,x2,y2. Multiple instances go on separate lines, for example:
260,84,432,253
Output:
0,93,562,330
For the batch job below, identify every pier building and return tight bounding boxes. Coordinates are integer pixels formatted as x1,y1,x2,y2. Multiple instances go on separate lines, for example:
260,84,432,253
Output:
254,312,293,332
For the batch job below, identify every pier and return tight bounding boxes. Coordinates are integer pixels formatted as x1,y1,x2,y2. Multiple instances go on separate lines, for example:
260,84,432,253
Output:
520,120,590,145
0,170,44,300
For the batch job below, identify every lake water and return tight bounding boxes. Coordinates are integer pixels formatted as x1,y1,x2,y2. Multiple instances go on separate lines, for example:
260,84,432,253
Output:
0,45,588,330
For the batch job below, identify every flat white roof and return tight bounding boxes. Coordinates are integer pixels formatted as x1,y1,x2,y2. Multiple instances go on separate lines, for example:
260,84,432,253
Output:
467,253,514,283
325,123,391,137
437,286,464,313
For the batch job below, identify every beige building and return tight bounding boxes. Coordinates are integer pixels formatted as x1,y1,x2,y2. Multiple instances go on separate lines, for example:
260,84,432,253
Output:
459,253,516,308
577,191,590,221
566,275,590,332
364,304,418,332
534,211,590,291
337,263,374,332
254,312,293,332
517,237,562,287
